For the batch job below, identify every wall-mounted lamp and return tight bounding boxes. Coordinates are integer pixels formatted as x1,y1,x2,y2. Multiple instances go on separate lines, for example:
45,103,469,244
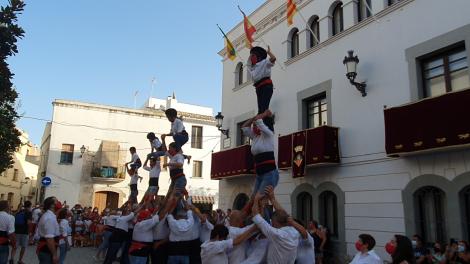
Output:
80,145,86,158
343,50,367,97
215,112,230,138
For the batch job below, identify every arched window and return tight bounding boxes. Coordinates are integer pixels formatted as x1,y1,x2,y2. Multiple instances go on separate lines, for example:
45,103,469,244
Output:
233,193,249,210
414,186,446,243
235,62,244,86
331,2,344,36
297,192,313,225
461,186,470,240
308,16,320,48
358,0,371,22
319,191,338,237
288,28,300,58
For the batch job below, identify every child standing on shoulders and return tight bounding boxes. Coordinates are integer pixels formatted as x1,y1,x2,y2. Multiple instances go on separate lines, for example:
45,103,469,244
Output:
126,163,140,204
162,108,191,164
142,157,161,202
125,147,142,172
161,137,187,206
248,46,277,114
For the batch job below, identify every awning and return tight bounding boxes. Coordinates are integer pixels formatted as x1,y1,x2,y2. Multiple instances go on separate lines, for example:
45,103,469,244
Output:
191,195,215,204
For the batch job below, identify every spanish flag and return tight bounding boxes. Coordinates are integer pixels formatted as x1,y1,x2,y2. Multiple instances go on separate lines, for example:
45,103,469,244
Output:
238,6,257,48
217,24,236,61
287,0,297,26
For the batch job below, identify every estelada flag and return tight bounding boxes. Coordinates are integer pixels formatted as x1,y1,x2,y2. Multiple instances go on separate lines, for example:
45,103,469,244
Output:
239,7,256,48
292,130,306,178
217,24,237,61
287,0,297,26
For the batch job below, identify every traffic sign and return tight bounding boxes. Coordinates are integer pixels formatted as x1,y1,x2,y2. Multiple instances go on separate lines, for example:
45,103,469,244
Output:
41,176,52,187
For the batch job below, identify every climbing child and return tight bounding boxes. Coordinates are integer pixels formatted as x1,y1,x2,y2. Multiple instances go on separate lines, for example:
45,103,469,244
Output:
248,46,277,114
160,136,187,208
142,157,160,202
125,147,142,172
162,108,191,164
126,164,141,204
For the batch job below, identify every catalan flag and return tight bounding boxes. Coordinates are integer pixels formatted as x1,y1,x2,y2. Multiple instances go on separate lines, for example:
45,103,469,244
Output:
217,24,236,61
287,0,297,26
238,6,257,48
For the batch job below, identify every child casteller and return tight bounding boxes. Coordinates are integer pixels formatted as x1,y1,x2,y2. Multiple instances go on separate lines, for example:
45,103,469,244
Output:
248,45,277,114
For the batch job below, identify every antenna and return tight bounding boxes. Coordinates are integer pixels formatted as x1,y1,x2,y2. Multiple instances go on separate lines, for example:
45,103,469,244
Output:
150,77,156,99
134,90,139,109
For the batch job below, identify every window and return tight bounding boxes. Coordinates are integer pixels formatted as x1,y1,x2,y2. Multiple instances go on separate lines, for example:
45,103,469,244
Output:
13,169,18,182
421,46,469,98
414,186,446,243
192,161,203,178
388,0,401,6
319,191,338,237
7,193,13,206
462,186,470,240
297,192,313,225
237,120,252,146
305,93,327,129
191,126,203,149
60,144,74,164
308,16,320,48
235,62,244,86
358,0,371,22
332,2,344,36
289,28,300,58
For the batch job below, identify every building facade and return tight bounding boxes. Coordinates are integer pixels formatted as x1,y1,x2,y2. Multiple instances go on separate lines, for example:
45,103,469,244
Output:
213,0,470,261
37,96,220,212
0,130,39,208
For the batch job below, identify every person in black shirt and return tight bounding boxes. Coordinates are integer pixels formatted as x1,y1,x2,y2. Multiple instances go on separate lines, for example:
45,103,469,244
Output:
12,201,32,264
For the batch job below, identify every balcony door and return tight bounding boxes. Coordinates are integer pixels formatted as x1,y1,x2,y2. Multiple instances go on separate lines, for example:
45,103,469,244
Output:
94,191,119,213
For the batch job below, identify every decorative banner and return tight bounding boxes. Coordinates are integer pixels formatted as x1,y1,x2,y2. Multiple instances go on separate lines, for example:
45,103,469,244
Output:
292,131,307,178
278,134,293,169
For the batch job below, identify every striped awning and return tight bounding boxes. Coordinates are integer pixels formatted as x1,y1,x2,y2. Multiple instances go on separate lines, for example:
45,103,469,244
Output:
191,195,215,204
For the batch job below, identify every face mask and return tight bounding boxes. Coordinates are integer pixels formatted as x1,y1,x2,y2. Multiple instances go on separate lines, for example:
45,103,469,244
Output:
412,240,417,247
458,245,465,253
434,247,441,253
385,242,396,255
355,241,363,252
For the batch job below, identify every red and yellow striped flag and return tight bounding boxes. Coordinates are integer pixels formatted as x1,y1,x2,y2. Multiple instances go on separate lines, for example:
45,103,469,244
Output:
217,25,236,61
239,7,257,48
287,0,297,26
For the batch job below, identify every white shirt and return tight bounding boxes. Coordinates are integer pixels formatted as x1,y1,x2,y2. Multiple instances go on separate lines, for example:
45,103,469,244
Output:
171,118,185,135
167,211,194,242
296,234,315,264
168,153,185,168
227,225,254,264
38,210,60,238
201,239,233,264
130,173,139,185
153,215,169,241
0,211,14,234
241,237,269,264
59,219,69,244
151,138,162,150
144,165,161,179
189,214,201,240
32,208,41,224
200,220,214,243
350,250,382,264
115,213,135,232
248,58,274,83
132,215,160,243
252,214,300,264
105,215,119,227
242,119,275,155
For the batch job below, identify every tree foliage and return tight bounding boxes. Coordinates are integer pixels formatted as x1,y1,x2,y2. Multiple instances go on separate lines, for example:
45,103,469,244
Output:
0,0,25,174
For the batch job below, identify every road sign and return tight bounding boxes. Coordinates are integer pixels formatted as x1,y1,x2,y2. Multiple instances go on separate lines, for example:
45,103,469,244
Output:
41,176,52,187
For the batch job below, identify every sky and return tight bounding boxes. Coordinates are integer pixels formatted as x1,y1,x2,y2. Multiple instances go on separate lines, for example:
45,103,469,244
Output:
6,0,266,145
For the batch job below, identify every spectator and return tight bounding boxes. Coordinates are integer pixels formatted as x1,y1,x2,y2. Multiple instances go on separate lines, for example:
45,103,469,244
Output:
430,242,444,264
57,208,70,264
350,234,381,264
413,235,426,264
385,235,415,264
308,220,326,264
12,201,32,264
0,201,15,264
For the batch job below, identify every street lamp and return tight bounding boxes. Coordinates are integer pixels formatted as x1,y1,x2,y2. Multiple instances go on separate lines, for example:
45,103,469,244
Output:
343,50,367,97
80,145,86,158
215,112,229,138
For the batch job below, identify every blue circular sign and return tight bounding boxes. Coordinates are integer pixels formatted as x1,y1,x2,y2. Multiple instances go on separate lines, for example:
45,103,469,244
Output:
41,176,52,187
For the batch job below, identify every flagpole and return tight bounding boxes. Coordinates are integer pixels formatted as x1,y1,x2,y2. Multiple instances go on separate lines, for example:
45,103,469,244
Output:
217,24,245,64
150,77,156,98
296,11,320,44
361,0,379,23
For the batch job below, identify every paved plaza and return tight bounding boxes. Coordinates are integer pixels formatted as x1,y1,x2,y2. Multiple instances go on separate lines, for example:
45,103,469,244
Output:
19,245,99,264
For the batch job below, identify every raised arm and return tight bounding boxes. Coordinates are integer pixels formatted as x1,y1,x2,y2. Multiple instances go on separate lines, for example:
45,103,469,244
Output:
266,186,283,212
233,225,258,246
288,217,308,239
242,117,255,128
267,46,276,64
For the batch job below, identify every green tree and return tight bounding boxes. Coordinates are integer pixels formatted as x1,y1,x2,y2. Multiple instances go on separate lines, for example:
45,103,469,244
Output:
0,0,25,174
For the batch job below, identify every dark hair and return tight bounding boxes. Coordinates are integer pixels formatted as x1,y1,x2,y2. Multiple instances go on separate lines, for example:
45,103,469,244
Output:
311,220,319,229
359,234,376,250
413,234,423,242
294,218,305,227
129,147,136,152
0,201,8,211
147,132,156,140
24,201,32,208
210,224,229,240
250,46,267,62
392,235,415,264
272,210,289,225
168,142,180,152
57,208,68,220
165,108,177,118
43,196,56,211
263,116,275,132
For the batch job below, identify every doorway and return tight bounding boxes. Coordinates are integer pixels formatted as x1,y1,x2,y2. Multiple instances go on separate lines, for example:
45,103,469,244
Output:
94,191,119,213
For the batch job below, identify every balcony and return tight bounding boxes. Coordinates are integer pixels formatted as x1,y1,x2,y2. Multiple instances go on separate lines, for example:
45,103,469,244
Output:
91,163,125,183
278,126,340,175
384,88,470,156
211,145,255,180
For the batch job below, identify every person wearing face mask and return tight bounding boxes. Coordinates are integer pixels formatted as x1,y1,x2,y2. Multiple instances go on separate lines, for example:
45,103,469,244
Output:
385,235,415,264
412,235,426,264
430,242,444,264
457,241,470,264
350,234,381,264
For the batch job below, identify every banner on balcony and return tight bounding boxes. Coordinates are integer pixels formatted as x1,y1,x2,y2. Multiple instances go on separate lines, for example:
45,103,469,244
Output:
292,131,307,178
278,134,293,169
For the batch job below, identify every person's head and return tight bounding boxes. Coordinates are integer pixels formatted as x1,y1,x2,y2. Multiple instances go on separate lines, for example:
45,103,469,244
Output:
24,200,32,209
149,157,157,167
227,209,232,215
433,242,443,254
0,201,9,212
210,224,229,241
174,207,188,220
93,207,98,213
168,142,179,155
458,240,469,254
147,132,156,142
271,210,289,228
412,234,423,248
129,147,136,154
57,208,68,220
249,46,267,65
165,108,178,122
228,210,244,227
43,196,57,212
309,220,319,231
386,235,414,264
263,116,275,132
356,234,376,253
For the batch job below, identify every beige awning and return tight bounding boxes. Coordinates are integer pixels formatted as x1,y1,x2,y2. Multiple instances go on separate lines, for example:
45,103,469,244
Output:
191,195,215,204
